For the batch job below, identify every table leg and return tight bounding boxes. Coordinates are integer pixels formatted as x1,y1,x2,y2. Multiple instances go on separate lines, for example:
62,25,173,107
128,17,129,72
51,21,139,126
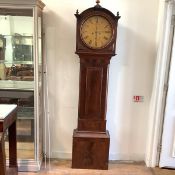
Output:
8,121,17,169
0,133,6,175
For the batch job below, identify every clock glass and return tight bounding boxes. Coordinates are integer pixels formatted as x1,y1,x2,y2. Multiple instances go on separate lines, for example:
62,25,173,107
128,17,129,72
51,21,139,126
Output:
80,15,113,49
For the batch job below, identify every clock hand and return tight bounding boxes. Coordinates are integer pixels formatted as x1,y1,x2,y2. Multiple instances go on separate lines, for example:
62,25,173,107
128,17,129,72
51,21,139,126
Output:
95,31,97,47
95,17,99,47
95,30,111,33
95,17,98,28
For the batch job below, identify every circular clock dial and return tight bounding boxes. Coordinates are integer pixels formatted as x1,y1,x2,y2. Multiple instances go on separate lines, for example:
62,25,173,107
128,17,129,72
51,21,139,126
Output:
80,15,113,49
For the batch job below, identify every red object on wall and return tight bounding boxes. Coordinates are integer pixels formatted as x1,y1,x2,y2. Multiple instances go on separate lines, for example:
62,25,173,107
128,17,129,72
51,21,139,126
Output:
133,96,144,102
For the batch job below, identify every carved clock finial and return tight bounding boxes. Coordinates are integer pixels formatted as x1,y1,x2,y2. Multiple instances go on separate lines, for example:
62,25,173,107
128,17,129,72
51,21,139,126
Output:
96,0,100,5
76,9,79,15
116,11,121,19
75,9,80,18
95,0,101,8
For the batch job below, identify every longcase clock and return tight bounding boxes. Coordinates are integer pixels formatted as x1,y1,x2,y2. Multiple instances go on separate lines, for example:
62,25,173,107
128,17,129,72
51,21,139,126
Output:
72,0,120,170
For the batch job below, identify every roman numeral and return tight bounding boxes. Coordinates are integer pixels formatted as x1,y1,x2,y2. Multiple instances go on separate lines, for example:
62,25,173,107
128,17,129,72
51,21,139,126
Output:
84,36,89,39
96,17,99,23
89,40,92,45
95,41,97,46
89,19,93,24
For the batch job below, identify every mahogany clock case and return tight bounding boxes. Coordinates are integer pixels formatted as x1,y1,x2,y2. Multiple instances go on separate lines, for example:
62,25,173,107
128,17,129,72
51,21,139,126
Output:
72,4,120,170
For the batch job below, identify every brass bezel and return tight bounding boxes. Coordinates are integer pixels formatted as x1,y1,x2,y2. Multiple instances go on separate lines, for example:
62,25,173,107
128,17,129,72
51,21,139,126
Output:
80,14,114,50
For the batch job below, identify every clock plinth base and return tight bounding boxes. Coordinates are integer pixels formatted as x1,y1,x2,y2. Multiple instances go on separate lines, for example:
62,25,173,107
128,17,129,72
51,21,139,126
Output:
72,129,110,170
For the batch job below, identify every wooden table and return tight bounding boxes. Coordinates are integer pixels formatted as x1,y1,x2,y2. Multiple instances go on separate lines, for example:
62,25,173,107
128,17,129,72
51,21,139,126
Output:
0,80,34,142
0,104,18,175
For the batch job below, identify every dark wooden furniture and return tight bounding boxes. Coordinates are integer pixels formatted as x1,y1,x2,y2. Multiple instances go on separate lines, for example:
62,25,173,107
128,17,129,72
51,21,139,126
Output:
0,104,18,175
72,0,120,170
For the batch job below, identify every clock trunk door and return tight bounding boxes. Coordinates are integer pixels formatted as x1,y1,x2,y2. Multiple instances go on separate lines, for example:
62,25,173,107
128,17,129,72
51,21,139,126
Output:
78,56,110,132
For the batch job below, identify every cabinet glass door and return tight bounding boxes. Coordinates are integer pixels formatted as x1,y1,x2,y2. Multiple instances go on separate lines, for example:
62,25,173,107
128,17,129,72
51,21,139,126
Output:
0,8,35,160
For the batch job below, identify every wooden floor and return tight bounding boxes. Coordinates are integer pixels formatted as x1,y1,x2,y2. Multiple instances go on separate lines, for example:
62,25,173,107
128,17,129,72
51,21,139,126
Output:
153,167,175,175
17,160,175,175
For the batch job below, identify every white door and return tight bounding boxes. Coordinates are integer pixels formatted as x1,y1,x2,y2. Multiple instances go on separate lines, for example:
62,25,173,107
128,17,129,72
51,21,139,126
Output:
159,27,175,168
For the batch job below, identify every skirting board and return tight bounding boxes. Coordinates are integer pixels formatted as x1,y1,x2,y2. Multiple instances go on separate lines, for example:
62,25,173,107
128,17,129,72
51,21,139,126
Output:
51,151,145,161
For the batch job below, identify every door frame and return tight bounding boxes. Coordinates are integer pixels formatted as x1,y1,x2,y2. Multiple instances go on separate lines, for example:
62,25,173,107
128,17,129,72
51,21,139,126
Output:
145,0,175,167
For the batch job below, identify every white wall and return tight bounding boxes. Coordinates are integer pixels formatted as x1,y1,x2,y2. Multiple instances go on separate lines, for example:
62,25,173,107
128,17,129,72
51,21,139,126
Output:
42,0,159,160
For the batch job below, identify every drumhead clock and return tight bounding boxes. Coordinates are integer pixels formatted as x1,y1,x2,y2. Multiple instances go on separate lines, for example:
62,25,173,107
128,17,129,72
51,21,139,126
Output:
72,0,120,170
80,15,113,49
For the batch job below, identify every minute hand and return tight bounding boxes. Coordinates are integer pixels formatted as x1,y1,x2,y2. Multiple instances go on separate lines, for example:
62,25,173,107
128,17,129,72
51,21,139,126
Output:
95,24,98,46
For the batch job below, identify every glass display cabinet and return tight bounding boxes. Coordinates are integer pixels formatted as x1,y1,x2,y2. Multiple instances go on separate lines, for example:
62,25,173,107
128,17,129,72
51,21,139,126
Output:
0,0,45,171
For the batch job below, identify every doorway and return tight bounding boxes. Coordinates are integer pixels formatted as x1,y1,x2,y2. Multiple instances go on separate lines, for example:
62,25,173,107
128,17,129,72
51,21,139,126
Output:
159,25,175,168
145,0,175,168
